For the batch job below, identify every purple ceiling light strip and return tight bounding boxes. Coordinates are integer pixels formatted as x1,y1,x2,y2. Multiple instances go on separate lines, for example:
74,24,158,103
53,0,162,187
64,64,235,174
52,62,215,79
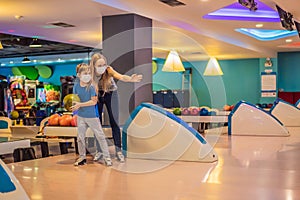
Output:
203,1,280,22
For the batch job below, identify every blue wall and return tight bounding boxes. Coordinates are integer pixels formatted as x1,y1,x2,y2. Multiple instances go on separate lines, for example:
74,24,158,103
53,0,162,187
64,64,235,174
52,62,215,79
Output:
38,63,79,84
152,58,182,91
153,58,261,108
0,62,82,85
278,52,300,92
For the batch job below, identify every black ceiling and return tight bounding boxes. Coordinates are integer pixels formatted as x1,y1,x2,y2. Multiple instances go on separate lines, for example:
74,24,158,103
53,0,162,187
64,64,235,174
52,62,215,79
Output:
0,33,94,59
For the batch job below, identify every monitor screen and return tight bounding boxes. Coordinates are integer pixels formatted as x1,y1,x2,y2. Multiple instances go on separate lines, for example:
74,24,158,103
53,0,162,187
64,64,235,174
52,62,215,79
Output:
36,88,46,103
294,20,300,38
276,4,294,31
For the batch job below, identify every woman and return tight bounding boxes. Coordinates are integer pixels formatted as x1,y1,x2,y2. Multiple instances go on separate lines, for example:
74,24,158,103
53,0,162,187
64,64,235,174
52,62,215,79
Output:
90,53,142,162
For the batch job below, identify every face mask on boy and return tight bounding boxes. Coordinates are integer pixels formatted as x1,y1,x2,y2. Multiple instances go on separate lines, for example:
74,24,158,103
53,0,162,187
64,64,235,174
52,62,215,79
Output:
80,74,91,83
96,66,107,75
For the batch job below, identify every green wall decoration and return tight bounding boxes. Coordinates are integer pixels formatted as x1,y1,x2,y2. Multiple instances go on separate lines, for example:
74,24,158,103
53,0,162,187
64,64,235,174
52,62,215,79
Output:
9,65,53,80
152,61,158,74
18,66,39,80
11,67,23,76
35,65,53,78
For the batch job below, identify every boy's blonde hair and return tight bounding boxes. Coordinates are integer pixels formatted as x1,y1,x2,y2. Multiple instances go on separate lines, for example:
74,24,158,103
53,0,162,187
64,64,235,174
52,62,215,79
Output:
76,63,85,73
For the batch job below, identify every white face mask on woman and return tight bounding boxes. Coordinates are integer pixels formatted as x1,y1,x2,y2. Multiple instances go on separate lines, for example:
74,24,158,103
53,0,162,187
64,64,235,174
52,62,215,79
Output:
80,74,91,83
96,66,107,75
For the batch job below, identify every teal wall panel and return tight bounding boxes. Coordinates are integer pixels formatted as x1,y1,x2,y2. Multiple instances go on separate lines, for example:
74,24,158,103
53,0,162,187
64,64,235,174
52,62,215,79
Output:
278,52,300,92
221,59,260,106
0,68,13,78
152,59,182,91
153,58,261,108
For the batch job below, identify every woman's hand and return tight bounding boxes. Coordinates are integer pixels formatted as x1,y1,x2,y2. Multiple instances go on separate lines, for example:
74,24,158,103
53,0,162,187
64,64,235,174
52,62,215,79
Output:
70,101,81,111
109,66,143,82
130,74,143,82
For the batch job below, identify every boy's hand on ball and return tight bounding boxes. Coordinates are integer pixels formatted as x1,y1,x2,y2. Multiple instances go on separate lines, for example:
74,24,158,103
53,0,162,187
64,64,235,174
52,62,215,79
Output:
71,102,80,111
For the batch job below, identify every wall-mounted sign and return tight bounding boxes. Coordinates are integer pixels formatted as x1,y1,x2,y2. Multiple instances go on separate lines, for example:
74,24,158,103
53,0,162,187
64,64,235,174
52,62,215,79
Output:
261,72,276,97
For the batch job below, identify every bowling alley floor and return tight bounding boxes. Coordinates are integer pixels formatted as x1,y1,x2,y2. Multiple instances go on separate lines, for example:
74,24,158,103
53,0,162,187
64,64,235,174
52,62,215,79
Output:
7,127,300,200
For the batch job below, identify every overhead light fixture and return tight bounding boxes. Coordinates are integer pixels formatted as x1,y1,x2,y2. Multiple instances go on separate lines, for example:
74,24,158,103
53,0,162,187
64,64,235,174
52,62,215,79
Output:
0,41,3,49
159,0,186,7
238,0,258,11
22,56,31,63
235,28,298,41
162,50,185,72
204,57,223,76
286,39,292,43
29,38,42,48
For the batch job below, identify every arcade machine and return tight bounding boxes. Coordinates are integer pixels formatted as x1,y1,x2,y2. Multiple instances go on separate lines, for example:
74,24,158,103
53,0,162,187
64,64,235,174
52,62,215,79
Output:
0,77,8,114
24,80,37,106
60,76,76,103
9,76,29,109
8,76,30,124
36,83,60,117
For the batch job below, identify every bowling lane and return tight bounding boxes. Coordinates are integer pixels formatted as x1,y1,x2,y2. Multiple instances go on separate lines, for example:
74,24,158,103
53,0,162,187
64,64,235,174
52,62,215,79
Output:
6,127,300,200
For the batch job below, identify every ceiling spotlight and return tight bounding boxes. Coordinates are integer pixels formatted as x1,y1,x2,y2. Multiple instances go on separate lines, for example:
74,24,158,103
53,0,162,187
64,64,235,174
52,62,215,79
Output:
29,38,42,48
238,0,257,11
22,56,31,63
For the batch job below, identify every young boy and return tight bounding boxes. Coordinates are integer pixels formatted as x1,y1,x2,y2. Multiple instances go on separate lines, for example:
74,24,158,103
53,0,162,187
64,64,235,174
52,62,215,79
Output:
71,63,112,166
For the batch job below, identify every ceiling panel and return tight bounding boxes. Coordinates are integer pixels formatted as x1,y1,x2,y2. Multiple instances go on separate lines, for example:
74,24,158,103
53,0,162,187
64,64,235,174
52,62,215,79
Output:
0,0,299,61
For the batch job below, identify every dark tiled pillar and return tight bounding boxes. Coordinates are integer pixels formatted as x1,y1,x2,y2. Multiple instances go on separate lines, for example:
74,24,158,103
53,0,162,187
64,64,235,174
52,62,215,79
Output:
102,14,153,124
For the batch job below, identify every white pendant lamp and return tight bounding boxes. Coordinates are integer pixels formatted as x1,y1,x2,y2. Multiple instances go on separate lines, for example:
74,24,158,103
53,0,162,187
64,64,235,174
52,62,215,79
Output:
203,57,223,76
162,50,185,72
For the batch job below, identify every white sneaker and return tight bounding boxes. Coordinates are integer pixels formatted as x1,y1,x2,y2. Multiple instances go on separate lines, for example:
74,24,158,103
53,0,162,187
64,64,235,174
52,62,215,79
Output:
104,157,113,166
116,151,125,163
93,152,103,161
74,157,86,166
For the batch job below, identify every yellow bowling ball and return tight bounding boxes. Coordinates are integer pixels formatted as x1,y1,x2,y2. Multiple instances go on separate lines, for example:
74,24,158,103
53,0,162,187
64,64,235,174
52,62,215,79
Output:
63,94,80,111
